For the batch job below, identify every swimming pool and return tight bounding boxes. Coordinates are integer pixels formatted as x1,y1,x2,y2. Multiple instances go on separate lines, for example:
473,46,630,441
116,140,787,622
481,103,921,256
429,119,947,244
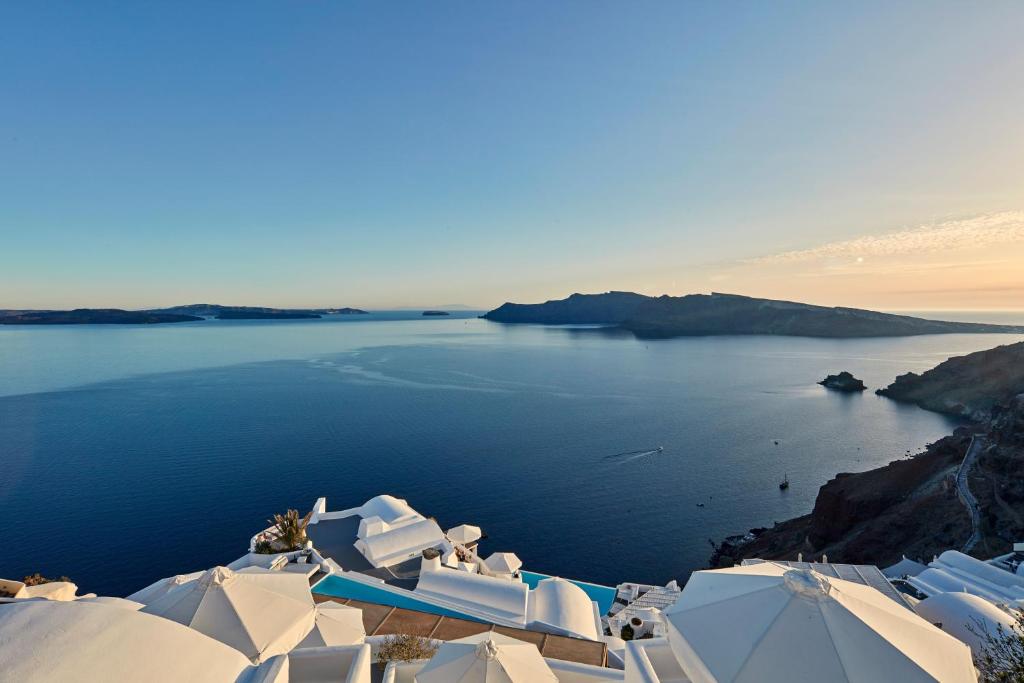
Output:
312,574,483,622
520,571,617,615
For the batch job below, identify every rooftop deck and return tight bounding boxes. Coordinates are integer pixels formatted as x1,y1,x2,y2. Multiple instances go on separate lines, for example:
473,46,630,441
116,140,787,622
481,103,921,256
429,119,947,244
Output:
312,593,609,668
306,515,421,588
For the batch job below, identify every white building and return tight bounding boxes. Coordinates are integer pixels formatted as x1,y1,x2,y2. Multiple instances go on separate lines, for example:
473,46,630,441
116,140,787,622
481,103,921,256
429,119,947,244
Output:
305,495,448,570
0,496,993,682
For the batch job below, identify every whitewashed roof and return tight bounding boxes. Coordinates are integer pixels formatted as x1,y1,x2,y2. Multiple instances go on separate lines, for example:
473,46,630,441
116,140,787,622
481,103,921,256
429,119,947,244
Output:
354,518,445,568
882,557,929,579
527,577,600,641
0,600,252,682
665,562,977,683
484,552,522,575
415,569,529,623
448,524,483,545
910,567,1012,604
140,566,315,663
360,495,420,525
928,550,1024,603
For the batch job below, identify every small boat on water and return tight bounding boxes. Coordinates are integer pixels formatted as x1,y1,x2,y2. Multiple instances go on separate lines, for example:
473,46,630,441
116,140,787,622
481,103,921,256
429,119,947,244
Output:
779,473,789,490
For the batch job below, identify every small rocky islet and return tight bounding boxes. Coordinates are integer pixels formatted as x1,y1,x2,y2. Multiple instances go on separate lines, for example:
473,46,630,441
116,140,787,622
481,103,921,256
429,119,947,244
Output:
818,371,867,392
712,340,1024,569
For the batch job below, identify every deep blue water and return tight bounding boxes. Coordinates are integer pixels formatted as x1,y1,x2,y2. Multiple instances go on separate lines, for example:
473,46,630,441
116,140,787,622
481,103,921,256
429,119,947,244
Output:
2,311,1023,597
312,574,484,621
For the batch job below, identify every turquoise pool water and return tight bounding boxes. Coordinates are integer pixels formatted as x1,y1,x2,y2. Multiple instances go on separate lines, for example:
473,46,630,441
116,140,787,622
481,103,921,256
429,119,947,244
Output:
312,574,483,622
520,571,617,615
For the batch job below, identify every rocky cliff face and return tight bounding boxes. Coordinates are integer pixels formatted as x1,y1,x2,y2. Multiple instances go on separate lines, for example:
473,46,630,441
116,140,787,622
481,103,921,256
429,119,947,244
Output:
877,341,1024,419
971,395,1024,545
712,394,1024,568
711,341,1024,568
623,293,1024,339
710,432,972,568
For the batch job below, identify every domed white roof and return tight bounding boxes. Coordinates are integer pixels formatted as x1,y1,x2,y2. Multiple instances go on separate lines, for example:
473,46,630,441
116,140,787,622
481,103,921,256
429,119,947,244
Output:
359,495,420,524
527,577,600,640
914,591,1018,656
0,600,252,682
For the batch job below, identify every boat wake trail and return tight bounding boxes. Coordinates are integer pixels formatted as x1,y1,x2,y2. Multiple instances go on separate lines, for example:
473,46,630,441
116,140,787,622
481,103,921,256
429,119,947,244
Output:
603,447,664,463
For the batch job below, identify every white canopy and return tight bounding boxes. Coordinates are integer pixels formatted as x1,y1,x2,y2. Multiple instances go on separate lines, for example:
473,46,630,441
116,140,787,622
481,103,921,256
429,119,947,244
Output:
882,557,929,579
414,632,557,683
297,602,366,648
140,565,316,662
126,570,204,604
0,600,252,683
484,552,522,575
77,596,145,611
664,562,976,683
448,524,483,545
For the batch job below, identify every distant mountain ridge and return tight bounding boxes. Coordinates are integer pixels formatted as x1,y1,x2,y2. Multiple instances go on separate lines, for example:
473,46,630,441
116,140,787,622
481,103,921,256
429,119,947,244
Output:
148,304,367,317
482,291,650,324
0,303,367,325
0,309,202,325
482,291,1024,338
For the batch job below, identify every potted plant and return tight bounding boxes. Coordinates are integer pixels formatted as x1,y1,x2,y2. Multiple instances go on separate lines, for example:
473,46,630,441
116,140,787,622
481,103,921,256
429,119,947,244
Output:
264,509,313,552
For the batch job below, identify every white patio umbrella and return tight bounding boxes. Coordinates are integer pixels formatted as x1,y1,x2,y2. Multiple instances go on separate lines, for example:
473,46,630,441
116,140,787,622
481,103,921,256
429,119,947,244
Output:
296,601,366,647
448,524,483,545
0,600,253,683
140,566,316,663
414,632,557,683
77,595,145,611
663,562,977,683
126,570,204,604
483,552,522,575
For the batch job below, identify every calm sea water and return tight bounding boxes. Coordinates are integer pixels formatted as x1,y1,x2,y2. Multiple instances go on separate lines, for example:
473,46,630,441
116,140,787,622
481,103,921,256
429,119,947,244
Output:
2,311,1023,596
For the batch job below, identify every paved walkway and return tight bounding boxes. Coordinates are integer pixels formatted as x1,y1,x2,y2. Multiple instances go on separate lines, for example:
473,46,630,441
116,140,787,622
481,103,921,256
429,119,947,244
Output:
957,436,985,553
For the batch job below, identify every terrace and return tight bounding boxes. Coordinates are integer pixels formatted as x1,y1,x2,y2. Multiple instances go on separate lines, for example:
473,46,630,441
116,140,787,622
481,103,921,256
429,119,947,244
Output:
302,495,607,640
312,593,609,668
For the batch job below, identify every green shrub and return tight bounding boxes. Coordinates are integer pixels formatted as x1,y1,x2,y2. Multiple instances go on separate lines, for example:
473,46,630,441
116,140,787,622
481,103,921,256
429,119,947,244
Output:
971,611,1024,682
23,573,71,586
266,509,312,551
376,633,438,670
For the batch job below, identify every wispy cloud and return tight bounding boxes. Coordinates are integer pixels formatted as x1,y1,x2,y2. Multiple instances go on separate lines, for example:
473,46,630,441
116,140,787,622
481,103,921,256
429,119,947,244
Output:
750,211,1024,264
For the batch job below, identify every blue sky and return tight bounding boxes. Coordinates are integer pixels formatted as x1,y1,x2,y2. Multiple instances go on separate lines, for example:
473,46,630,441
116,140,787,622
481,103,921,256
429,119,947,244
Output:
3,2,1023,309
